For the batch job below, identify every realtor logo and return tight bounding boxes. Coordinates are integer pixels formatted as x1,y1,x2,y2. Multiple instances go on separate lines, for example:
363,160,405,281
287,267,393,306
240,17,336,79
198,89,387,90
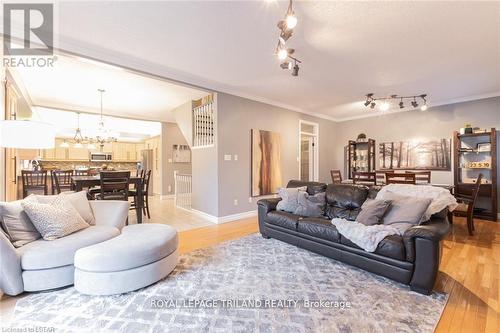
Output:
3,3,54,56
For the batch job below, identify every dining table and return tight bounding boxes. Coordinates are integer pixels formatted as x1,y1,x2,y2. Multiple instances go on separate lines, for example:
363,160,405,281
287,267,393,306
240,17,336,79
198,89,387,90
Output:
72,175,144,224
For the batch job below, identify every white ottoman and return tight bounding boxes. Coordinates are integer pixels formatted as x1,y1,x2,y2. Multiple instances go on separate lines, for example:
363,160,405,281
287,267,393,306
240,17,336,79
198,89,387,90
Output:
74,224,178,295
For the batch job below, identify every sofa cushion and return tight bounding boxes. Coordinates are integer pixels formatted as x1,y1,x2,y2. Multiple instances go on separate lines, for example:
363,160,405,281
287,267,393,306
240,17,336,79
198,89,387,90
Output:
381,192,431,225
17,225,119,270
0,199,41,247
297,217,341,243
294,191,326,217
355,198,392,226
74,224,178,272
265,211,300,230
340,234,406,261
325,184,368,221
286,180,327,195
36,191,96,226
21,195,89,241
276,186,307,213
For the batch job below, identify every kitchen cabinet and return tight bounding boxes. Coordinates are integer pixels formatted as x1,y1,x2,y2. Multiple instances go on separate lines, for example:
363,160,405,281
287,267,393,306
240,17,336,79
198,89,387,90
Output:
68,146,89,161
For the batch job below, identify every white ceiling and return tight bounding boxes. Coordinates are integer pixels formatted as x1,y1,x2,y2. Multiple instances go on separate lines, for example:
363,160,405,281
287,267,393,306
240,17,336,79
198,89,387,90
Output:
5,1,500,121
34,107,161,142
9,53,208,122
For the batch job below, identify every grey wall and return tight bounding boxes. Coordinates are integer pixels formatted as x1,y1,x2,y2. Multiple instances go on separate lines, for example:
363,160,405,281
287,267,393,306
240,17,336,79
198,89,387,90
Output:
332,96,500,212
216,92,338,217
161,122,192,196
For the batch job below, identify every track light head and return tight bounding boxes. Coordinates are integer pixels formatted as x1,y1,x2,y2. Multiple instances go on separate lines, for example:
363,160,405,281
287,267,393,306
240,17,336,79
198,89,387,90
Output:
364,100,371,107
420,104,428,111
411,100,418,108
370,102,376,109
292,64,299,76
280,61,293,70
399,100,404,109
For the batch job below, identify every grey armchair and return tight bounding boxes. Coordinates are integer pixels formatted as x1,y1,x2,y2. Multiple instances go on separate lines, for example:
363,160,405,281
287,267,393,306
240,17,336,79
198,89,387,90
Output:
0,200,130,296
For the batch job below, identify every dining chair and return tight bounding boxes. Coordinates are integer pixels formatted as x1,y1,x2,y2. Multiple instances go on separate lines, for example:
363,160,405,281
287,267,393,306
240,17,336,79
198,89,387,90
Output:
375,169,390,185
352,172,377,185
385,172,416,185
129,170,152,219
452,173,483,236
406,170,431,184
330,169,342,183
51,170,74,194
21,170,48,198
95,171,131,201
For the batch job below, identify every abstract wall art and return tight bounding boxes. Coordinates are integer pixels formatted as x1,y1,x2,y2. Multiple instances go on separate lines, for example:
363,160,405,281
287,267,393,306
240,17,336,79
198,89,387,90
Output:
251,129,283,196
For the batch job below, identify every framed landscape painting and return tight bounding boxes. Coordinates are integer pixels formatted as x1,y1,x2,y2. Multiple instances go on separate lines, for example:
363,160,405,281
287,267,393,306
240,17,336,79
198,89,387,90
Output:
251,129,283,196
379,138,451,170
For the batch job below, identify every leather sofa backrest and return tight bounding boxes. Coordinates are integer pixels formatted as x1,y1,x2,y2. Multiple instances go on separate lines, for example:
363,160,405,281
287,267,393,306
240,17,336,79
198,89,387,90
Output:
286,180,327,195
367,186,383,199
325,184,368,221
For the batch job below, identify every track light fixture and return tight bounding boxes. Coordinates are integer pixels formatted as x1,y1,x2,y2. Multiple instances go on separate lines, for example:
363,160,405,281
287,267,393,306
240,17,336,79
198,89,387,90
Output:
275,0,302,77
364,93,428,112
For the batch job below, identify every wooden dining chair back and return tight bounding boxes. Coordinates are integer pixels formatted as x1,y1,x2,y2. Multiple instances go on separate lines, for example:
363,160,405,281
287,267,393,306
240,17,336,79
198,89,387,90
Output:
406,170,431,184
375,170,390,185
385,172,416,185
97,171,130,201
136,169,145,178
129,170,152,219
352,172,377,185
21,170,48,198
452,173,483,235
51,170,74,194
330,170,342,183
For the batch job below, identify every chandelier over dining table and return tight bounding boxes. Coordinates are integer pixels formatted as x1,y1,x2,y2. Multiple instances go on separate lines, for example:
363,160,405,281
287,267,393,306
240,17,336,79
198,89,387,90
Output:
60,89,118,150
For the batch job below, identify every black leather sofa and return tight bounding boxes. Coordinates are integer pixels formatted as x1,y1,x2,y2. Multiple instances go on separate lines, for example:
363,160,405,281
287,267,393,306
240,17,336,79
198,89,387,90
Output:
257,180,451,295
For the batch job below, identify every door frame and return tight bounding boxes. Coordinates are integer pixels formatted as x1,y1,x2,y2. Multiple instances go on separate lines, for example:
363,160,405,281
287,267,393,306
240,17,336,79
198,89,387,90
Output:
298,120,319,182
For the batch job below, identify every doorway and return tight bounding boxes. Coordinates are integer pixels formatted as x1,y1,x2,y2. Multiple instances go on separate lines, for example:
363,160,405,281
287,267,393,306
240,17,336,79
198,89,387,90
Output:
299,120,319,182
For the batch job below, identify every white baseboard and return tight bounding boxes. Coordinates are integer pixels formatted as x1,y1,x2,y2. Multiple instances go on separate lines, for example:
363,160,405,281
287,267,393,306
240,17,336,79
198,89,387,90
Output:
160,194,175,200
189,209,257,224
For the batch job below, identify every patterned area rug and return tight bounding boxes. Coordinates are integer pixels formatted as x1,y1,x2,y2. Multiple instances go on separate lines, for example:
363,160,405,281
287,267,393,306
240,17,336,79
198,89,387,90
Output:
10,234,447,333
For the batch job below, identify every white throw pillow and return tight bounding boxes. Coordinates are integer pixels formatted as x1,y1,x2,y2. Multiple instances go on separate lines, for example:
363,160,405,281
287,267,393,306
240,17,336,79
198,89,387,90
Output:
21,195,89,241
35,191,95,225
0,200,41,247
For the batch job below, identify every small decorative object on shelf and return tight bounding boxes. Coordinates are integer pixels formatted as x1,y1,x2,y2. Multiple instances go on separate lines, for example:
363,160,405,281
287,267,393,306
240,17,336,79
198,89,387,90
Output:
477,143,491,152
453,128,497,221
459,124,473,135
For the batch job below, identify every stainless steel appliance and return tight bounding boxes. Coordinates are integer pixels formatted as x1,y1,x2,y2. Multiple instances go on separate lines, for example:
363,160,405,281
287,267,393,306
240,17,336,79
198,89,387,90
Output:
140,149,154,191
90,152,113,162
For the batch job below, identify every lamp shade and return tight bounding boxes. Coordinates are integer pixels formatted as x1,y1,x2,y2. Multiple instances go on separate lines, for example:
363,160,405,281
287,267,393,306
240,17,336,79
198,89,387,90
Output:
0,120,55,149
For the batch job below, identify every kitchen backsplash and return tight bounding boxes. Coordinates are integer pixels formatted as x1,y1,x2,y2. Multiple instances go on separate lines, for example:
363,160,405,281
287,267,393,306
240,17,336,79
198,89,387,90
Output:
40,161,139,170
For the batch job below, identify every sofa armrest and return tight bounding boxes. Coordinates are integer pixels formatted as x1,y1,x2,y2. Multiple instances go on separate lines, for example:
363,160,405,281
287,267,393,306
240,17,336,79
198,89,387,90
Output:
257,198,281,214
89,201,130,230
403,217,450,242
257,198,281,238
0,231,24,296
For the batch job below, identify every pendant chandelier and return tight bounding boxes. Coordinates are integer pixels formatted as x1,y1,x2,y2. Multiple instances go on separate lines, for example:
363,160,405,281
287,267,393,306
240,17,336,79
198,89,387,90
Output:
94,89,118,149
59,89,117,150
59,112,96,149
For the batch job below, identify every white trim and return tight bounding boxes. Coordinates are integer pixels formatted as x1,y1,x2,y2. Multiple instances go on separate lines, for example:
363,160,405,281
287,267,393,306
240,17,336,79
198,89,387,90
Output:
190,208,257,224
298,120,319,182
217,210,258,224
160,194,175,200
190,208,219,223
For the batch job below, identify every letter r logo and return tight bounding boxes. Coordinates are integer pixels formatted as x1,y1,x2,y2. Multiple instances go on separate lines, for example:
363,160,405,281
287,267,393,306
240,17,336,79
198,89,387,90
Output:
3,3,53,56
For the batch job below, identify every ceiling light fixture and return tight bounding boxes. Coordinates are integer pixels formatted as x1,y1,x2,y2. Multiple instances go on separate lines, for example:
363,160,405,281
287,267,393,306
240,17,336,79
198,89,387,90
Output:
275,0,302,77
364,93,429,112
93,89,118,150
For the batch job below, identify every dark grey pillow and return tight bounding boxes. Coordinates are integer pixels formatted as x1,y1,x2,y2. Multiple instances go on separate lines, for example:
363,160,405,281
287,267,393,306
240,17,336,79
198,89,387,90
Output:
381,192,431,225
294,191,326,217
276,186,307,213
355,198,392,226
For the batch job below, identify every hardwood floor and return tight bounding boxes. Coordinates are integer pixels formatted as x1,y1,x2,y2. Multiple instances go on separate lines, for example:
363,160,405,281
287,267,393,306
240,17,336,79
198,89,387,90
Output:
1,216,498,332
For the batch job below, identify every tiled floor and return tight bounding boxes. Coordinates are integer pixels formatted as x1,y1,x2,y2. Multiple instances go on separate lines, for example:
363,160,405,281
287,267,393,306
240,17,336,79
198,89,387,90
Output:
128,195,213,231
